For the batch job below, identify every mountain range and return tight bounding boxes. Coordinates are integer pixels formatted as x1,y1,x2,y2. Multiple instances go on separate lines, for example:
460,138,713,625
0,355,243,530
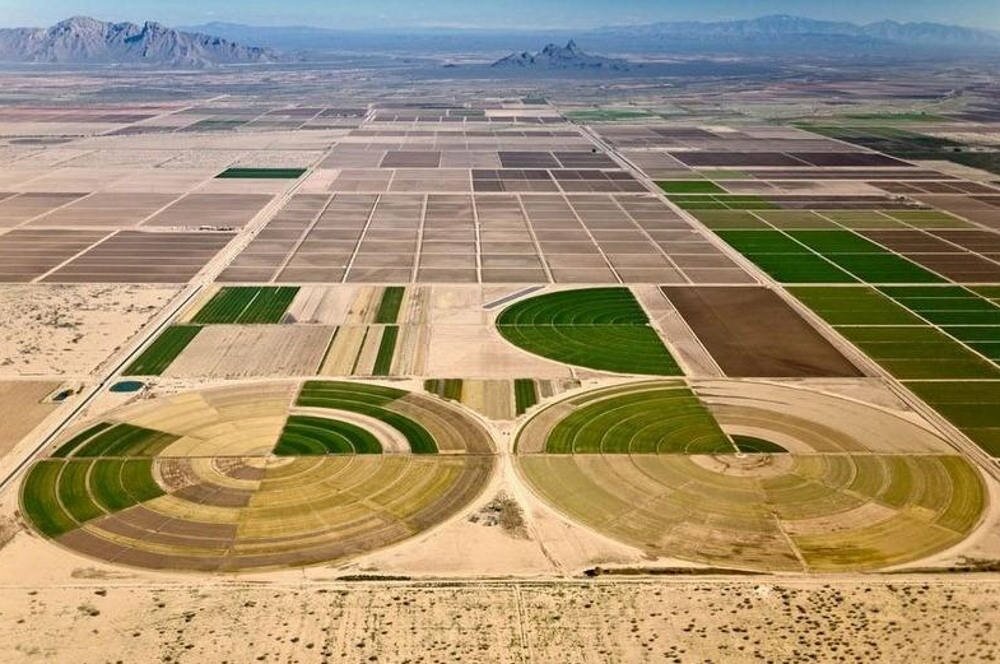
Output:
492,41,632,71
0,16,277,67
187,14,1000,56
0,14,997,69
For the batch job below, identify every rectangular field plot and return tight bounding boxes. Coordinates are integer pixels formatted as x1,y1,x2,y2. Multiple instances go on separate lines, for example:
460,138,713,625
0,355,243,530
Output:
715,227,947,285
163,325,334,378
26,193,180,229
791,286,1000,380
715,230,856,283
191,286,300,324
0,229,109,281
42,231,234,283
142,193,274,229
124,325,202,376
662,286,861,377
218,191,752,285
0,381,61,457
0,192,89,228
217,168,307,179
904,381,1000,456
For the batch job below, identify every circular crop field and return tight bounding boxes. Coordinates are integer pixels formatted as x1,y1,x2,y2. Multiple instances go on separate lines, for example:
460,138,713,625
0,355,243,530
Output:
21,381,495,572
496,288,682,375
516,380,987,572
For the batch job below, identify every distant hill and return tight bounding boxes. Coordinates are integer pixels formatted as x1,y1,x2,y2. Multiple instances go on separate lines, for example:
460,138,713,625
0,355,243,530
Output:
0,16,278,67
492,41,632,71
590,15,1000,53
183,15,1000,58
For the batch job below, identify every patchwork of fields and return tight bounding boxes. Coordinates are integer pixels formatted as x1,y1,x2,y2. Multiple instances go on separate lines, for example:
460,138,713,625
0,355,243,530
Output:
2,98,999,587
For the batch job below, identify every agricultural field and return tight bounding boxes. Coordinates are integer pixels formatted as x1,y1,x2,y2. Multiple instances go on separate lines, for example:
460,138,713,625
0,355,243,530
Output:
190,286,300,324
1,84,1000,661
496,288,682,375
123,325,201,376
216,167,308,179
19,381,496,571
516,379,988,571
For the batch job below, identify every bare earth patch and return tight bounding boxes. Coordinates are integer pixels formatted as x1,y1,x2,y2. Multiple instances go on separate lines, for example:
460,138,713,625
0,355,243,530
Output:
0,285,176,377
1,579,998,662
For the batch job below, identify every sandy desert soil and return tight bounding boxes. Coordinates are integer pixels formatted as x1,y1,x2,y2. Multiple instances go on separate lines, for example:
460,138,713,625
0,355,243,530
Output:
0,285,177,377
0,381,62,458
1,577,998,663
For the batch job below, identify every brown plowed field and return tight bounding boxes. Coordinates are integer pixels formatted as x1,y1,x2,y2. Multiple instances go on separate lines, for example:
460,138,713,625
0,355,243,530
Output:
662,286,862,377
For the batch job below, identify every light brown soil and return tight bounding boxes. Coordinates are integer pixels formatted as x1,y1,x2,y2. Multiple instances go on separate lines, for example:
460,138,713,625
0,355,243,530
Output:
163,326,334,378
0,381,61,459
0,284,176,377
2,579,998,663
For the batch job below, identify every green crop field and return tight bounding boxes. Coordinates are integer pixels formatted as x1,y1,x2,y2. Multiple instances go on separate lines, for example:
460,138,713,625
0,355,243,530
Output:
375,286,406,324
496,288,682,375
192,286,299,324
539,384,733,454
21,458,164,538
373,325,399,376
792,286,1000,379
657,180,725,194
216,167,307,179
21,461,78,537
716,229,944,284
274,415,382,455
424,379,464,402
297,381,438,454
51,422,114,458
124,325,202,376
514,379,538,416
905,381,1000,456
53,422,179,458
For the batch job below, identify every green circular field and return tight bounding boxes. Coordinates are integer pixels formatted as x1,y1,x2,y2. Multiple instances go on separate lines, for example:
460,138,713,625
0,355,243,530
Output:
496,288,682,375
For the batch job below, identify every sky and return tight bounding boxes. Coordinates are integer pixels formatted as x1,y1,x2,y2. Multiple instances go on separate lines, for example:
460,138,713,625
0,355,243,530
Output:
0,0,998,31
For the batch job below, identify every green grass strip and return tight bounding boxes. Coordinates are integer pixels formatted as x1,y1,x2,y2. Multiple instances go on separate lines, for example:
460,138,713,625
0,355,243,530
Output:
657,180,725,194
124,325,202,376
514,379,538,416
373,325,399,376
237,286,299,324
375,286,406,324
217,167,307,179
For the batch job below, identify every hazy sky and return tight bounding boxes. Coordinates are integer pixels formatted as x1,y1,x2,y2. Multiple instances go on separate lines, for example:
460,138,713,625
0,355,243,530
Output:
1,0,998,30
